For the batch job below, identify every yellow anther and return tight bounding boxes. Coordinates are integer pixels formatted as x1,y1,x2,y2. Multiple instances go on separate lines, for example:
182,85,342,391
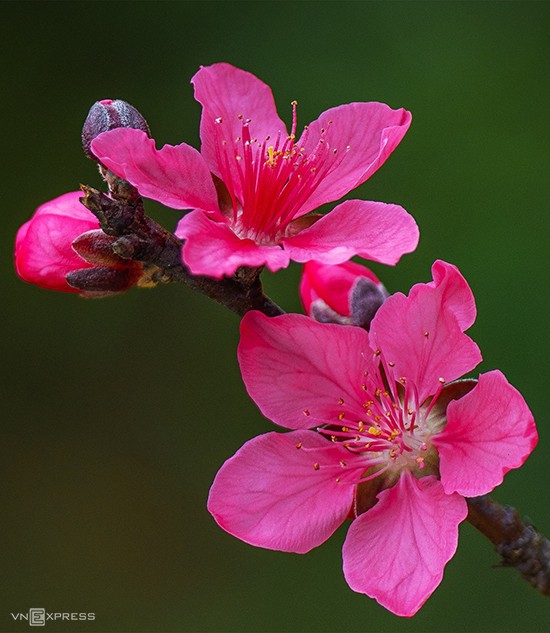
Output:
266,146,276,167
389,429,399,440
338,412,345,421
341,426,350,433
368,426,382,436
338,398,345,405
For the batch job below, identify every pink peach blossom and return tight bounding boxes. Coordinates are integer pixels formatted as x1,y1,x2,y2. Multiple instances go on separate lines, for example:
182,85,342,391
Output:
208,260,537,617
90,63,419,279
15,191,141,294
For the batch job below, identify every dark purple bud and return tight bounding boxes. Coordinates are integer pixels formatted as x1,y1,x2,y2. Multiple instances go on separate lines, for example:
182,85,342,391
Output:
82,99,150,160
66,266,143,296
350,277,389,329
72,229,130,267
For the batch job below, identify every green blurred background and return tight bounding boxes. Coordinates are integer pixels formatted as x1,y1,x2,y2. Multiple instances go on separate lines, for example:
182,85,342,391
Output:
1,1,549,631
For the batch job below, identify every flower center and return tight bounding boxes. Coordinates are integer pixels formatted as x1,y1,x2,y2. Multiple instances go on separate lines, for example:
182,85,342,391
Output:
307,353,446,488
213,102,350,245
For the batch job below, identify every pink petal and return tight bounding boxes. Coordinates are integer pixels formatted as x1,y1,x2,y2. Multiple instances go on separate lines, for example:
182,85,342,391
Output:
90,128,219,211
342,472,467,617
296,102,412,214
283,200,419,266
422,260,476,330
176,210,290,278
370,264,482,404
192,63,287,197
208,430,357,553
433,370,538,497
15,192,98,292
238,311,373,429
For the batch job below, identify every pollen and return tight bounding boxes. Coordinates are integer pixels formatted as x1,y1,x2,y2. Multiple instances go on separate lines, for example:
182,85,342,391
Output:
338,398,344,405
313,463,320,471
388,361,395,367
296,442,302,449
438,377,446,383
215,117,223,124
338,412,345,421
303,408,310,416
424,331,430,338
368,426,382,436
339,460,347,467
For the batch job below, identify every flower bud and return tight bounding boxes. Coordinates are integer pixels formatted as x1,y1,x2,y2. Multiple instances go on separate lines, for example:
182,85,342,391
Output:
82,99,150,160
15,191,142,296
299,261,389,329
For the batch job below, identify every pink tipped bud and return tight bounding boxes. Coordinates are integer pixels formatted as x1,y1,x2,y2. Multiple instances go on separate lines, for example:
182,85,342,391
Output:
14,191,142,296
299,261,388,329
82,99,150,160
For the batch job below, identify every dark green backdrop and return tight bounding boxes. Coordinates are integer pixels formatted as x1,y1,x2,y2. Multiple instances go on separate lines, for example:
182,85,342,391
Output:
1,2,549,631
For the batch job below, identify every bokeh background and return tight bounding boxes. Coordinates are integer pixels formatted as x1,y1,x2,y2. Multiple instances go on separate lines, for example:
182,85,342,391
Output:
1,1,549,631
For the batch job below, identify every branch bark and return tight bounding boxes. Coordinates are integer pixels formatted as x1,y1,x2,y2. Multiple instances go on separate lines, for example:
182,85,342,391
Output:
78,175,283,317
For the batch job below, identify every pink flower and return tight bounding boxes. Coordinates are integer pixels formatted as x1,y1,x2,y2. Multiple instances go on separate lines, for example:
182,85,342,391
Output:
208,260,537,617
90,63,419,279
300,260,388,327
15,191,142,295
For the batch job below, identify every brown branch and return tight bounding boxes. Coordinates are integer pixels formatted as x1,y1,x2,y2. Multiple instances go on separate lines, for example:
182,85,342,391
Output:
78,169,549,599
78,173,283,318
467,496,550,596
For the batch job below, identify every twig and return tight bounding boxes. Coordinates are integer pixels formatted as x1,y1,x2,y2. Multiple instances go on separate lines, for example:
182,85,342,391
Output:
78,173,283,318
467,496,550,596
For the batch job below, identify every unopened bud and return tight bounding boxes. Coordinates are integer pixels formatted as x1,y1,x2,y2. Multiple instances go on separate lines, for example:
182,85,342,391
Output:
66,266,143,296
349,277,389,329
300,261,388,330
82,99,150,160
